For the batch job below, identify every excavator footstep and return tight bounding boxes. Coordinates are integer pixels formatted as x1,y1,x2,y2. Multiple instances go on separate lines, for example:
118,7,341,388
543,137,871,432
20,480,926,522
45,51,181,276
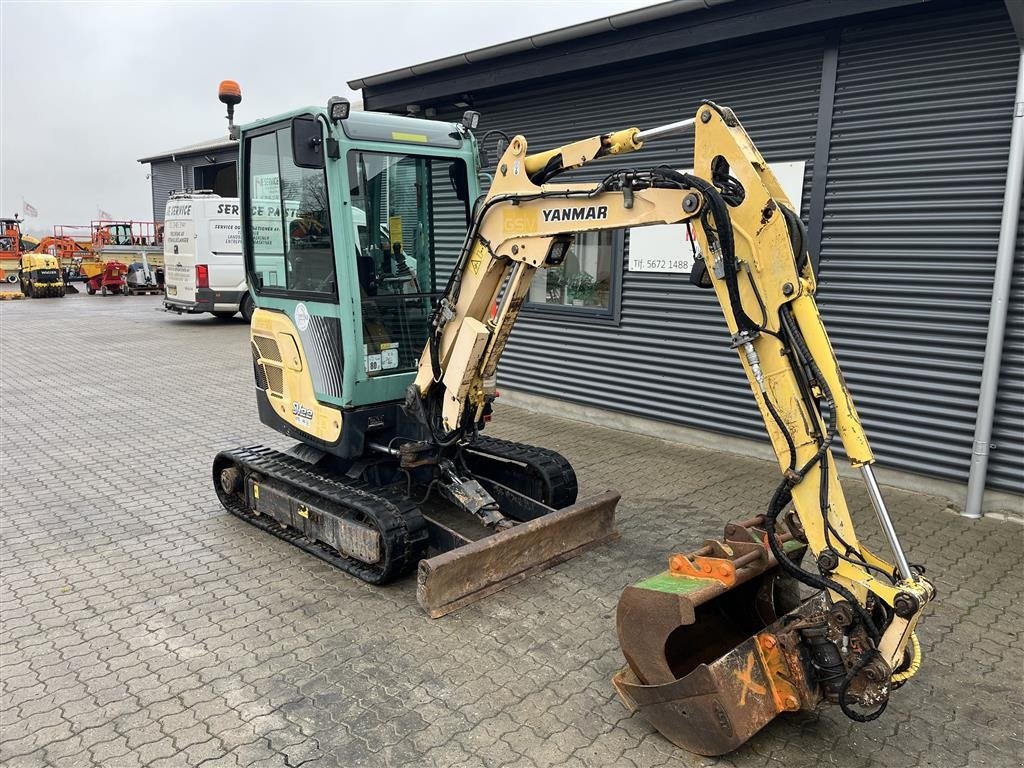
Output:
417,489,619,617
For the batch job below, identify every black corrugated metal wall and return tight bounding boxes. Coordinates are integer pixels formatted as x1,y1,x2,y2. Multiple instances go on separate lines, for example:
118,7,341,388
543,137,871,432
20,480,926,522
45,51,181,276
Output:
441,0,1022,495
990,187,1023,491
150,160,182,222
454,33,825,445
818,1,1021,492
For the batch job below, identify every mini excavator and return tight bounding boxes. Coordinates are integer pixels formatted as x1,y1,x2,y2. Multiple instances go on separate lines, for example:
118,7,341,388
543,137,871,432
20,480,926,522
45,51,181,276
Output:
213,83,620,620
213,83,933,754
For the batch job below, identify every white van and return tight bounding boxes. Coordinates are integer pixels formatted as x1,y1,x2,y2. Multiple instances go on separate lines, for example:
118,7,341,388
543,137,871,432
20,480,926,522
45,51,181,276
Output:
163,192,254,320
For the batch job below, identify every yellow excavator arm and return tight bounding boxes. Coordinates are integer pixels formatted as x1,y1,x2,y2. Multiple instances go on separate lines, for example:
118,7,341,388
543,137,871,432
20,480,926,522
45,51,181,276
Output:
409,101,934,754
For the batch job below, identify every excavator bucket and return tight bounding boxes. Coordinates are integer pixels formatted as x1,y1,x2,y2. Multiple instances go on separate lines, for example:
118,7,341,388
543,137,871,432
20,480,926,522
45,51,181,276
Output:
613,516,821,755
417,488,620,617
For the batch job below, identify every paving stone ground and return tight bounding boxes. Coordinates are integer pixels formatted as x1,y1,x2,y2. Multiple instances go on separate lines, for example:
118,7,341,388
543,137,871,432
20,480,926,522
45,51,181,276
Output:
1,292,1022,768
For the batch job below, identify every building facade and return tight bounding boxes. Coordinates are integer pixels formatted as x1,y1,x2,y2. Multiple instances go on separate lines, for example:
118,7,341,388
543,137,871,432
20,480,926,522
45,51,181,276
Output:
138,137,238,223
350,0,1023,505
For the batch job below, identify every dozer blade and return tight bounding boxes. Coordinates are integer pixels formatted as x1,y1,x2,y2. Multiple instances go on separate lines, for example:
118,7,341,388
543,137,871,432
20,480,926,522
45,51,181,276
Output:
614,516,820,756
417,489,619,618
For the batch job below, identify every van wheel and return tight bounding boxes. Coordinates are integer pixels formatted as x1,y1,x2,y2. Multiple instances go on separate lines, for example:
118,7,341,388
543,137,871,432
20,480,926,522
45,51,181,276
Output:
240,293,255,323
212,311,237,320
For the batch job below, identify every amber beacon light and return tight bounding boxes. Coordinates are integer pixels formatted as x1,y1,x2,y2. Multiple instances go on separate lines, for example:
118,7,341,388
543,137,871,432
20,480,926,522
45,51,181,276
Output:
219,80,242,138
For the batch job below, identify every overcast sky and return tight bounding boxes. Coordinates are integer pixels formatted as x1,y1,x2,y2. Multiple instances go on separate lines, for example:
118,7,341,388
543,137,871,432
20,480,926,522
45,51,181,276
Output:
1,0,657,235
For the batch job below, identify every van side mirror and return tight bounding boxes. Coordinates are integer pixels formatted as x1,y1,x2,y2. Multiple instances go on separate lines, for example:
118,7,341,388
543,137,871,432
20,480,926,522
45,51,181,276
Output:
292,116,325,169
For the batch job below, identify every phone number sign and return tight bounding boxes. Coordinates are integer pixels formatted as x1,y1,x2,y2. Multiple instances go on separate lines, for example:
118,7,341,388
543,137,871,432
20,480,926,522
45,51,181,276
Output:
627,223,695,273
628,250,694,274
627,160,806,273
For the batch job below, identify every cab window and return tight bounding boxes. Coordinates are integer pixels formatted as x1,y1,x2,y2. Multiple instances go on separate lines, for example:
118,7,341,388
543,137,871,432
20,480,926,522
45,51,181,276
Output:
245,123,336,297
347,151,469,375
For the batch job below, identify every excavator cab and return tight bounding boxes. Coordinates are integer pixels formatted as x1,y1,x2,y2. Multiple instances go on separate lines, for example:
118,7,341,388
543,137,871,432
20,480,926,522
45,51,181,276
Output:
214,86,619,617
238,107,485,444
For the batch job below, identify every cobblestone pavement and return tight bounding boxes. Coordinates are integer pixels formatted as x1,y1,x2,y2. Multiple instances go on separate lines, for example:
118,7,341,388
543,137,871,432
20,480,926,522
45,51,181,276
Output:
1,293,1022,768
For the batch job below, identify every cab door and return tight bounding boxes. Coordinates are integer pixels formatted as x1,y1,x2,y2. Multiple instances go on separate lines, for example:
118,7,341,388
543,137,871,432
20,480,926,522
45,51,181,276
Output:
242,117,347,410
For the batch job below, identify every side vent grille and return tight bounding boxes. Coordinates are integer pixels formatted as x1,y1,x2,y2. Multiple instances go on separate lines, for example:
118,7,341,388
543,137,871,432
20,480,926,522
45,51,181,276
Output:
263,366,284,395
253,335,281,362
251,342,267,389
252,335,284,397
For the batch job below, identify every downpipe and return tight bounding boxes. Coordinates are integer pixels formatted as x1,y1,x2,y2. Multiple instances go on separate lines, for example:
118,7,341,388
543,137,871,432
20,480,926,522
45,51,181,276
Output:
964,51,1024,519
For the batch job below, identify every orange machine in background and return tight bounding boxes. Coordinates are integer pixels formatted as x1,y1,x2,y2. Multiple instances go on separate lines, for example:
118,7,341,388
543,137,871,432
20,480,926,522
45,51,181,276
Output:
1,216,25,283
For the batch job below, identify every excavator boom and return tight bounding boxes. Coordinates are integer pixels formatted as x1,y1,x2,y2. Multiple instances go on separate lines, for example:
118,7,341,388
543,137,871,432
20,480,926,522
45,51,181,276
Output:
411,101,934,754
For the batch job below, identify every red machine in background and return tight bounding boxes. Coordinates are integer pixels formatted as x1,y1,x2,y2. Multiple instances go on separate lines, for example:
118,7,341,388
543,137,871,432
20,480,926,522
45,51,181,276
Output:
89,220,163,295
85,261,129,295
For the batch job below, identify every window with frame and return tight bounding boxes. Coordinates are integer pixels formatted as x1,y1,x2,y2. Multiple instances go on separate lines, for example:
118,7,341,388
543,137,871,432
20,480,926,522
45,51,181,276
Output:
347,150,470,375
526,229,622,319
245,124,336,296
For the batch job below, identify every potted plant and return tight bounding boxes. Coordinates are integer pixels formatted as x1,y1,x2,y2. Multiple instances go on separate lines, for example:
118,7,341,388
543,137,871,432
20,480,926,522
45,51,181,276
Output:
566,271,597,306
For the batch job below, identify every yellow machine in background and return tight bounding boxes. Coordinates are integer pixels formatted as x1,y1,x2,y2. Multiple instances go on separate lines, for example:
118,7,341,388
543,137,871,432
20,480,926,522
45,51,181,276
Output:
19,253,65,298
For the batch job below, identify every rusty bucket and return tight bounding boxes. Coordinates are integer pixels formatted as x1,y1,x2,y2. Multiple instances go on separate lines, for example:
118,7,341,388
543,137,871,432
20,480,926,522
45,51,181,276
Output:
614,516,821,755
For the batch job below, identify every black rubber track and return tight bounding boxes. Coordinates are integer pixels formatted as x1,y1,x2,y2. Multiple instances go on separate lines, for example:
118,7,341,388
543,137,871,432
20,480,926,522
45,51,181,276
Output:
463,436,578,509
213,445,428,584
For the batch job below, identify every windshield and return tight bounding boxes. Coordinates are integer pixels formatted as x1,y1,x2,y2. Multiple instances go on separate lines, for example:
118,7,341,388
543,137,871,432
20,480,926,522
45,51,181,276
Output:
109,225,133,245
348,151,470,376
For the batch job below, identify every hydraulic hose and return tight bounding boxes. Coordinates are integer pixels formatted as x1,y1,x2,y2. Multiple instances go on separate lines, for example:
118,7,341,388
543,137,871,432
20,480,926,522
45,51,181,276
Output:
891,632,922,685
652,167,761,337
838,648,889,722
765,305,893,722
